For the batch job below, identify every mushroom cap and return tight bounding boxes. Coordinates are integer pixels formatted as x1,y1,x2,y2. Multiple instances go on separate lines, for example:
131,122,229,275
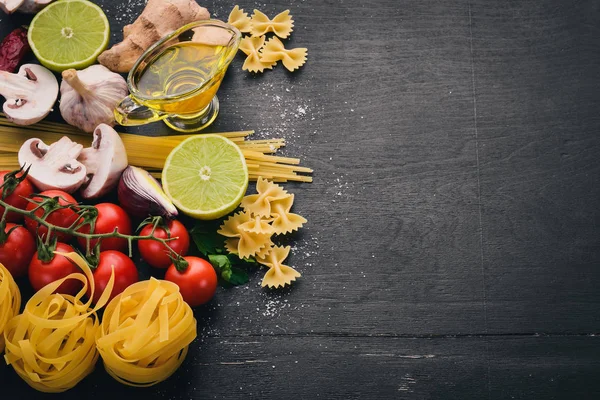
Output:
18,136,87,193
78,124,128,199
0,0,25,13
17,0,54,14
1,64,58,125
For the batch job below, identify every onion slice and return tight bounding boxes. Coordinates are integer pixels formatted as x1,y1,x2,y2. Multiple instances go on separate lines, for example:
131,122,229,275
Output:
118,166,178,218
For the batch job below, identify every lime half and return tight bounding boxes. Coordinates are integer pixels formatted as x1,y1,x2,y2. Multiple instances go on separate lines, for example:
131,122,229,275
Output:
28,0,110,72
162,135,249,220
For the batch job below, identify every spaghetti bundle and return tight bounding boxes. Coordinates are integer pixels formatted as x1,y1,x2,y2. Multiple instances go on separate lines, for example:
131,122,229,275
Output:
96,278,196,387
3,253,114,393
0,263,21,353
0,115,312,183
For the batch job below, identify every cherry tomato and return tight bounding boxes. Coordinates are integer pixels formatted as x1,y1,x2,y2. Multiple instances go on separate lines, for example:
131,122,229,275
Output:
87,250,138,304
138,220,190,269
77,203,132,252
0,223,36,278
0,170,34,222
24,190,79,242
28,242,81,295
165,256,217,307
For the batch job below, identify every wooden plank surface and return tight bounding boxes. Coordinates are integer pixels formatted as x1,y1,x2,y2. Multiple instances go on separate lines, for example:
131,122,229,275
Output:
1,0,600,398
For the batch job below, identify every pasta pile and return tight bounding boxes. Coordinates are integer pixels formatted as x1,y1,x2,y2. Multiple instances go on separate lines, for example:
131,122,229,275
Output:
0,114,313,183
218,177,305,288
229,6,308,72
96,278,197,387
0,263,21,353
3,252,114,393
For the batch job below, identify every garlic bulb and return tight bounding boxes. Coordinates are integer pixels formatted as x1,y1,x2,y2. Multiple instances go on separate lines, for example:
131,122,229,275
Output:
59,65,128,133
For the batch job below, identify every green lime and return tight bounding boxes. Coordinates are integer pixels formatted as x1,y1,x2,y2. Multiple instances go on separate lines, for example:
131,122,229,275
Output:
28,0,110,72
162,135,249,220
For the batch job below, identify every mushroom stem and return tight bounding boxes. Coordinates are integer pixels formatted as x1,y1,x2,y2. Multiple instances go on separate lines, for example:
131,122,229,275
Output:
0,70,37,99
61,69,92,97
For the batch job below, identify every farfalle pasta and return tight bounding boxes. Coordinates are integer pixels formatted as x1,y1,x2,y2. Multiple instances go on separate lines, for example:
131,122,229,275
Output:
270,194,307,234
260,37,308,72
96,278,197,387
221,177,307,288
218,212,273,258
241,176,288,216
250,9,294,39
230,6,307,73
0,263,21,353
256,246,301,288
228,5,252,33
3,252,114,393
239,36,277,73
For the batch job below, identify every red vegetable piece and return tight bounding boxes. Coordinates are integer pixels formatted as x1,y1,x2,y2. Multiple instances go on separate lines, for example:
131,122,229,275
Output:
0,28,30,73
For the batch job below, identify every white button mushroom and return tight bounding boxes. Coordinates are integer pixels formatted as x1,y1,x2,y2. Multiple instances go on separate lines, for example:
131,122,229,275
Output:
17,0,54,13
0,64,58,125
77,124,128,200
0,0,24,13
18,136,87,193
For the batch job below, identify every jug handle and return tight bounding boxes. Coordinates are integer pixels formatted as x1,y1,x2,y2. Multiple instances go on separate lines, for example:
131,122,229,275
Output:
114,95,167,126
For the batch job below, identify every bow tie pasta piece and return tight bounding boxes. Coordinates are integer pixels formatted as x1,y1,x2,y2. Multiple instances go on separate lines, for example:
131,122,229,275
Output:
96,278,197,387
260,37,308,72
219,212,273,258
256,246,301,288
241,176,289,216
228,5,253,33
251,9,294,39
240,215,275,234
0,264,21,353
270,194,307,234
239,36,277,73
3,252,114,393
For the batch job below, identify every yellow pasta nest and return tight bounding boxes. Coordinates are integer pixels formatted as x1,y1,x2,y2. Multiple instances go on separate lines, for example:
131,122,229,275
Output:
0,263,21,353
3,252,113,393
220,177,305,288
96,278,197,387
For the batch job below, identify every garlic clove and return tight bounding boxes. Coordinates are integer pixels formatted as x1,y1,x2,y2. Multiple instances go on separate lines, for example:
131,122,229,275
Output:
118,166,178,219
59,65,128,133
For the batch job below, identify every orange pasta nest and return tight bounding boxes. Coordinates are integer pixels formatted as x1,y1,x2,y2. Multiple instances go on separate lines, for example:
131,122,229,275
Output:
0,263,21,353
3,252,113,393
96,278,197,387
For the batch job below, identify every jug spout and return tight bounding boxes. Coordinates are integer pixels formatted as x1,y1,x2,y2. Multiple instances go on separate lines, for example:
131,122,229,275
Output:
114,95,167,126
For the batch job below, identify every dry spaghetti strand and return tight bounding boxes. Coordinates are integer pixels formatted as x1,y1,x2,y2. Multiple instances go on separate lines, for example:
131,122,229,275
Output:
0,115,312,183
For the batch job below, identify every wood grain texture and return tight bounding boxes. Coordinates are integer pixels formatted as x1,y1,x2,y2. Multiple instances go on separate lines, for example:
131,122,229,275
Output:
1,0,600,398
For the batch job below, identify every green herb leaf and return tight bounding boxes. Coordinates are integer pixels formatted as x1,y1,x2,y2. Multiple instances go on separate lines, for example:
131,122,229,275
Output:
208,254,233,281
228,267,249,285
191,221,225,256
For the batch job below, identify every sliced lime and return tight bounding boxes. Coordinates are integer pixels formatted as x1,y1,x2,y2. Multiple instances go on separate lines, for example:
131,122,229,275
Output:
28,0,110,72
162,135,249,220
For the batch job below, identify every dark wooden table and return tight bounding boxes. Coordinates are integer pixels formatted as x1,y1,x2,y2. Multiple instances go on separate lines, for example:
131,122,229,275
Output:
2,0,600,398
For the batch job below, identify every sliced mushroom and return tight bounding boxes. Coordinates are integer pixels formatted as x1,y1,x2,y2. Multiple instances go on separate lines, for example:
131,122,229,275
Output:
77,124,128,199
0,64,58,125
0,0,25,14
17,0,53,13
18,136,87,193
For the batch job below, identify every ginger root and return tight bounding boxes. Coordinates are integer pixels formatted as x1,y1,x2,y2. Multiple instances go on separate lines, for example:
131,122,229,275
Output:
98,0,210,73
